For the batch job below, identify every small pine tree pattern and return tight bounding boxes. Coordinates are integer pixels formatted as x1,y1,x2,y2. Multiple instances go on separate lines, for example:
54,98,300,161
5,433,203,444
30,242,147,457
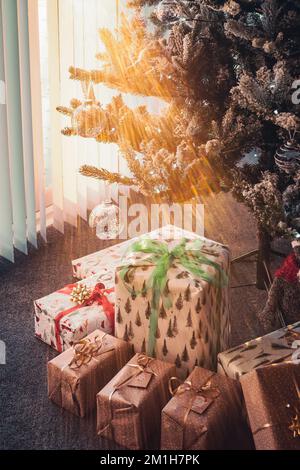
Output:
128,321,134,339
123,324,129,342
184,284,191,302
194,358,198,367
175,354,182,368
141,280,147,298
141,338,146,353
175,293,183,311
162,339,168,356
163,280,170,296
135,310,142,327
172,315,178,335
181,345,189,362
167,319,173,338
195,297,202,314
190,331,197,349
125,298,131,314
159,303,167,319
155,327,161,339
194,279,200,288
176,271,189,279
145,301,151,319
186,309,193,327
124,268,135,284
131,286,137,300
116,307,123,324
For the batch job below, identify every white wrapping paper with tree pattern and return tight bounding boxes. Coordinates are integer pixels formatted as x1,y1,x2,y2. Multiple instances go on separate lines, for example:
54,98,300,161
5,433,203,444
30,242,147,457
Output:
34,273,115,352
72,225,204,280
115,236,231,379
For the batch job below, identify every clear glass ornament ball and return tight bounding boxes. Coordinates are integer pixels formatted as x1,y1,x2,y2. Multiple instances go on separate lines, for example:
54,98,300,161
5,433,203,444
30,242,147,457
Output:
156,0,179,22
89,201,122,240
72,100,105,138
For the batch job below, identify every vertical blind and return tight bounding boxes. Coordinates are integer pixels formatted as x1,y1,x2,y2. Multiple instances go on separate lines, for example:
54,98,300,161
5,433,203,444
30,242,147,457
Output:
0,0,165,262
0,0,46,263
47,0,130,232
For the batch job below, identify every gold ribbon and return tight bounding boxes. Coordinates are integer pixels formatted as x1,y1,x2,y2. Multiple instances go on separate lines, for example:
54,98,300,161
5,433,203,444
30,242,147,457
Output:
98,354,158,440
168,372,220,449
68,333,115,369
282,327,300,347
253,373,300,440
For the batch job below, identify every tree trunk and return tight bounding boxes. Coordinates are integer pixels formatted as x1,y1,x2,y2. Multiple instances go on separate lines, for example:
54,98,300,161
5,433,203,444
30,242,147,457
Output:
256,226,271,290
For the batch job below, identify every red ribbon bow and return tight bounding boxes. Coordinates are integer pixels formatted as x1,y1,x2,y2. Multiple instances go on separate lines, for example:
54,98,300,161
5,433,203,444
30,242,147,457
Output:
54,282,114,352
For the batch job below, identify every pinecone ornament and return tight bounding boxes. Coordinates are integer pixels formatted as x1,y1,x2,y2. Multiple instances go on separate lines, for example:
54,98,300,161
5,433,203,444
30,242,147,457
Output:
70,284,91,305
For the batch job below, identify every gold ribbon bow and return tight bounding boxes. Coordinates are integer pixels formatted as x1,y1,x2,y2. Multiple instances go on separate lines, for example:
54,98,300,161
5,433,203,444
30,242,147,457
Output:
283,327,300,347
289,375,300,438
168,373,220,448
68,334,114,369
98,354,158,439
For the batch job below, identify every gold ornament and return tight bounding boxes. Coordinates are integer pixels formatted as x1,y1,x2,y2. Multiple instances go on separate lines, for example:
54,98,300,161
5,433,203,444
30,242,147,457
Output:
70,284,91,305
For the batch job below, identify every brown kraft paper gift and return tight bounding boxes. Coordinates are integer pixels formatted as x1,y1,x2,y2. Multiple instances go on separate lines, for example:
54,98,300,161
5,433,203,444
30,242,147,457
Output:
96,353,176,449
161,366,254,450
48,329,133,417
241,362,300,450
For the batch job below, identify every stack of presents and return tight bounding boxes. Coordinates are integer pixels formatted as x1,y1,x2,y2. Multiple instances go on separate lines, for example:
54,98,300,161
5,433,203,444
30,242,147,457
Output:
34,225,300,450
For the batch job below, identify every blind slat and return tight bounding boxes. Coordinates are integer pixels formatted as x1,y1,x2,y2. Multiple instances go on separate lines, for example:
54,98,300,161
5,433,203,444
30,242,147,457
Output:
2,0,28,254
17,0,37,248
28,0,46,241
0,1,14,262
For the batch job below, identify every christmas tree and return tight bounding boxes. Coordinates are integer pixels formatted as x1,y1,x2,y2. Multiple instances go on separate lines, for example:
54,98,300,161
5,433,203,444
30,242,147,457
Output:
58,1,300,287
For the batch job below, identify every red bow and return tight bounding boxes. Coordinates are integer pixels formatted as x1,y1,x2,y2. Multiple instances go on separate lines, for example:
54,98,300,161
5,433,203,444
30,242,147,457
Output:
54,282,114,352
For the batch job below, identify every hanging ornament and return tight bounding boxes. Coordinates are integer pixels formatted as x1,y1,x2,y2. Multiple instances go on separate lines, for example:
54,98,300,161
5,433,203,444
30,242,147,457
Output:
274,139,300,174
89,199,122,240
71,81,106,138
70,284,91,305
156,0,181,23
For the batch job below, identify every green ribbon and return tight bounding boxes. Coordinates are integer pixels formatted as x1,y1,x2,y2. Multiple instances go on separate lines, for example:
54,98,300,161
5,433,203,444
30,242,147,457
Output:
119,238,228,357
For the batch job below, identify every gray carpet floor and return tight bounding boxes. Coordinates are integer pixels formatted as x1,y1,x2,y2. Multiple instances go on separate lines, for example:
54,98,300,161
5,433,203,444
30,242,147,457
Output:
0,192,290,449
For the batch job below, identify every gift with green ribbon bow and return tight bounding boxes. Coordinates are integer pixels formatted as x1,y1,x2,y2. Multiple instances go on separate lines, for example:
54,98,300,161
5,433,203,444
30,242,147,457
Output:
115,237,230,376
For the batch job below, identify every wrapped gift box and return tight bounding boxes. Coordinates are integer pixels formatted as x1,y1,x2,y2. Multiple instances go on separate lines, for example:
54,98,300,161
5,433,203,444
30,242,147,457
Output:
217,321,300,380
115,236,231,378
96,353,175,449
241,362,300,450
48,330,133,417
34,273,115,352
161,366,254,450
72,225,203,280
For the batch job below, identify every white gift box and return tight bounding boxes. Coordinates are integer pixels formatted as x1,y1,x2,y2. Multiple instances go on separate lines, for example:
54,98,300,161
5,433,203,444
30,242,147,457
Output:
34,273,115,352
72,225,205,280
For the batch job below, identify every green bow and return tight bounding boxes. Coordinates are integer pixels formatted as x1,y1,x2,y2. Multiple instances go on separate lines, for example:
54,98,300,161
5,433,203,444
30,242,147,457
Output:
119,238,228,357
